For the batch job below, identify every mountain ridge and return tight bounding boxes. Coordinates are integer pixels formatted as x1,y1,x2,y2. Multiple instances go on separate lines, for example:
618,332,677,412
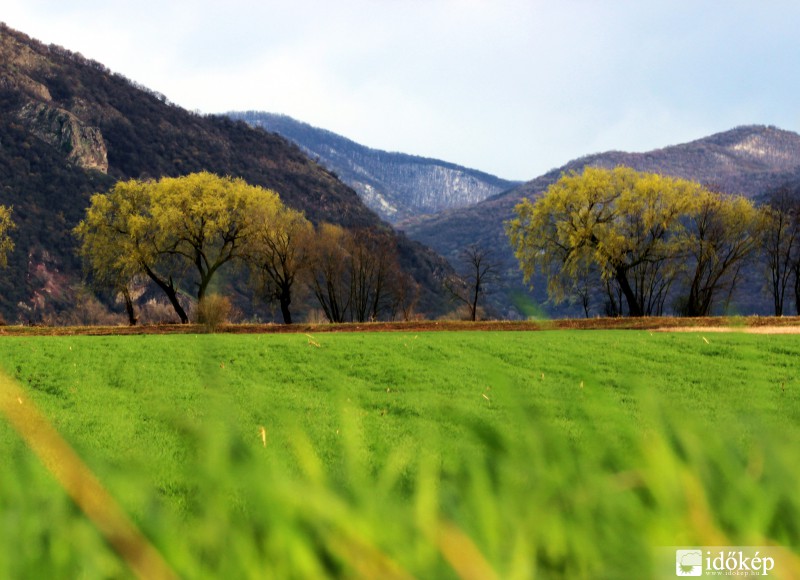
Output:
229,111,519,223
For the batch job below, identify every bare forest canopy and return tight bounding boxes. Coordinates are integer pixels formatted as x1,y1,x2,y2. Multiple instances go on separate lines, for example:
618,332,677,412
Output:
228,111,520,223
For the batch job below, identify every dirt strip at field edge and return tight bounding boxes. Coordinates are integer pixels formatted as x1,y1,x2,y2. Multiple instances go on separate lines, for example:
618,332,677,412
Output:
2,317,800,336
654,325,800,334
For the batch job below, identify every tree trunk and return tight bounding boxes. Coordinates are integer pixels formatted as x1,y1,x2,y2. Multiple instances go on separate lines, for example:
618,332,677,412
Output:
122,286,137,326
615,269,643,317
773,274,784,316
143,265,189,323
604,280,621,317
162,281,189,324
795,266,800,316
197,271,213,303
684,284,705,317
279,285,292,324
470,281,480,321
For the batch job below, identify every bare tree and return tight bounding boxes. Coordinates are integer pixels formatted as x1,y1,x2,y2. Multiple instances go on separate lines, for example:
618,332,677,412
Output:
307,223,352,323
761,187,800,315
444,245,499,321
348,229,399,322
307,224,409,323
246,204,313,324
390,270,420,321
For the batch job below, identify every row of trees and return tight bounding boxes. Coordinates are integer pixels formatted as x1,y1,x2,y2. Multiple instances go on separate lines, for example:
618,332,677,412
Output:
507,166,800,317
74,172,418,325
5,167,800,323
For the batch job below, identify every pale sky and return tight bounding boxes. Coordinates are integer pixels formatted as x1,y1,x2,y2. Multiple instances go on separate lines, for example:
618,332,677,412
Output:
4,1,800,180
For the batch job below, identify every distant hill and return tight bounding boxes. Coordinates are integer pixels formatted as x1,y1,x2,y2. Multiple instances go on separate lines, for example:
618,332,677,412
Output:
403,125,800,318
0,23,450,322
228,112,519,223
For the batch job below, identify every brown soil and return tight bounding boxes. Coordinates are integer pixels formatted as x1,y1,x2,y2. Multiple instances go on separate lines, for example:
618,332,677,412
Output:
655,325,800,334
2,316,800,336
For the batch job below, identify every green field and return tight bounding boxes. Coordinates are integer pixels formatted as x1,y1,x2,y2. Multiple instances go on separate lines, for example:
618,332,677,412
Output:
1,330,799,578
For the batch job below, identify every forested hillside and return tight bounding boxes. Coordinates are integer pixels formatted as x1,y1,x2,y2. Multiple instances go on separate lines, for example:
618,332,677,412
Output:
0,24,450,322
229,112,519,222
404,125,800,318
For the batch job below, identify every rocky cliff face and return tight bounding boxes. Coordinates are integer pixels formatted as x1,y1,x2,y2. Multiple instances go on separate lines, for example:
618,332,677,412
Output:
229,112,519,223
1,25,108,173
18,102,108,172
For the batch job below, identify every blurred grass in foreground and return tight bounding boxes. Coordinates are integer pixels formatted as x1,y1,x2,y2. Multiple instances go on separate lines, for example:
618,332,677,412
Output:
0,331,799,578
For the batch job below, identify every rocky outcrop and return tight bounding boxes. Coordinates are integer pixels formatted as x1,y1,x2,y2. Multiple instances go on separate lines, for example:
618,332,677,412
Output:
1,25,109,173
17,102,108,172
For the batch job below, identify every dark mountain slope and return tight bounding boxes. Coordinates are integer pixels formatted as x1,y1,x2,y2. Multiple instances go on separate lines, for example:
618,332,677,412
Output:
403,125,800,318
229,111,519,223
0,23,449,321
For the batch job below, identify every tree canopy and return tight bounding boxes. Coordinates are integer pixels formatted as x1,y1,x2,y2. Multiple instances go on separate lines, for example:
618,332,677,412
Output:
305,223,404,323
506,166,761,317
760,186,800,315
0,205,15,269
75,172,413,325
75,172,281,323
246,200,314,324
679,189,762,316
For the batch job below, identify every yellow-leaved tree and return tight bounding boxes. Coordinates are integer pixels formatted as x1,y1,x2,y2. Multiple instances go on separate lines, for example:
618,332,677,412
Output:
679,190,763,316
75,172,283,324
0,205,15,269
506,166,761,317
245,199,314,324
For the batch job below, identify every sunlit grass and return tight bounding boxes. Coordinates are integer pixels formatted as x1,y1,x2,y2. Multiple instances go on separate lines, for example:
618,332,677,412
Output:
1,331,799,578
